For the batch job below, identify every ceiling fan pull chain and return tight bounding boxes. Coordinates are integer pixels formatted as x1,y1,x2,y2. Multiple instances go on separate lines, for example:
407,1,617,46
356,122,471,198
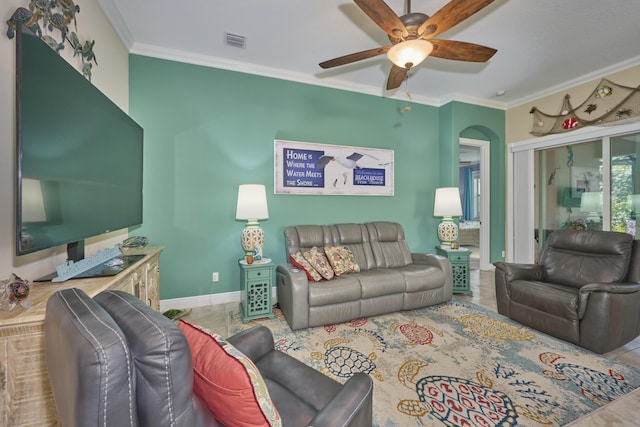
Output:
401,76,412,112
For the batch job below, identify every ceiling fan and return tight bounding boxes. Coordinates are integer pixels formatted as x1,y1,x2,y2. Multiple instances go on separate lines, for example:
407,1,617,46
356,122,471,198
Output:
319,0,497,90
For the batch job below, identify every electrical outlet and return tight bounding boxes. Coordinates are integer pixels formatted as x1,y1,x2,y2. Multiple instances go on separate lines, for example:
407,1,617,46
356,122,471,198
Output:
212,272,219,282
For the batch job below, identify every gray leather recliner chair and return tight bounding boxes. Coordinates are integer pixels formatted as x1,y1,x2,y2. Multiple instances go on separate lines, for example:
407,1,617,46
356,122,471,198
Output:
45,288,373,426
494,229,640,354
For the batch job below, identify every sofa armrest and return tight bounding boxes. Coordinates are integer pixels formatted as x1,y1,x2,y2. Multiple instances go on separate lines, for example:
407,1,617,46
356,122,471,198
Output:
276,263,311,330
307,373,373,427
578,282,640,352
412,252,453,298
226,325,274,362
578,282,640,319
493,262,544,316
493,262,544,282
412,252,445,269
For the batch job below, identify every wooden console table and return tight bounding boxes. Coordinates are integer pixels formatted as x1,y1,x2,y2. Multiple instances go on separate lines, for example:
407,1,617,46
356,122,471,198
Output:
0,247,162,426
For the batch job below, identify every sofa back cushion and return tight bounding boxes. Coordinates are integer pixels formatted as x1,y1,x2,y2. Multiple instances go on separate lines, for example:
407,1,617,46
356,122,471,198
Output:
331,223,376,270
95,290,215,427
284,225,333,255
540,229,633,288
45,288,138,427
366,222,412,268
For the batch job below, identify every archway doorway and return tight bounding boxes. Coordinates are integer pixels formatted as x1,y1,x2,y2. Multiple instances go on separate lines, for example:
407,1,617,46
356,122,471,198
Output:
459,138,491,270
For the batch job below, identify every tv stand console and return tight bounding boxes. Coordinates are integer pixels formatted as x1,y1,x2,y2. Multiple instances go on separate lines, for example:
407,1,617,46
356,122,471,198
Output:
0,247,162,426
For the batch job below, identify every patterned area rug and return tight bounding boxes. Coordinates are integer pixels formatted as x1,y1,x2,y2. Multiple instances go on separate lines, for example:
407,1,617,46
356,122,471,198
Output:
227,299,640,426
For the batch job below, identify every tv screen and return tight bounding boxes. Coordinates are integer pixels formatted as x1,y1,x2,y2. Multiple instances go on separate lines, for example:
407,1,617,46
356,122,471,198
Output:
16,24,143,259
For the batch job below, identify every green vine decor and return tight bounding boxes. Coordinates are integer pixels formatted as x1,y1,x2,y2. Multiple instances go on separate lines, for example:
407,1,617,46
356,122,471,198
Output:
6,0,97,80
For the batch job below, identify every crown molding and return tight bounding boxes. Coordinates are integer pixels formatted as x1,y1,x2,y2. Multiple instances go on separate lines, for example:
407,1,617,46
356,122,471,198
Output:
507,54,640,109
130,42,453,106
97,0,134,49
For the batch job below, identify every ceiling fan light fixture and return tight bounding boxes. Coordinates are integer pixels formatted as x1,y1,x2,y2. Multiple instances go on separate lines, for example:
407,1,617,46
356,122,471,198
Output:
387,39,433,69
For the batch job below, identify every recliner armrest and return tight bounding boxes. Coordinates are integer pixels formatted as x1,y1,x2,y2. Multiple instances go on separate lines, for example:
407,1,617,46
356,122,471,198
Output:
307,373,373,427
578,282,640,319
226,325,274,362
494,262,544,282
276,263,311,330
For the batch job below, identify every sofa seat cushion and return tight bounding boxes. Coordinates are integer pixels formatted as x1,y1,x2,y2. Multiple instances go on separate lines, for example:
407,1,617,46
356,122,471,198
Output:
255,350,341,427
308,275,361,306
510,280,579,321
396,265,447,292
356,269,406,299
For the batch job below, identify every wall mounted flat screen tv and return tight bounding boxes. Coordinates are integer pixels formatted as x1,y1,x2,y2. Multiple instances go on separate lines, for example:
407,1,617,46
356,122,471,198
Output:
16,23,143,267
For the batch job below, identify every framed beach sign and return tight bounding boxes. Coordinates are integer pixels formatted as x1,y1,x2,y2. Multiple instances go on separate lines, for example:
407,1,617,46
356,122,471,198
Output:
274,140,394,196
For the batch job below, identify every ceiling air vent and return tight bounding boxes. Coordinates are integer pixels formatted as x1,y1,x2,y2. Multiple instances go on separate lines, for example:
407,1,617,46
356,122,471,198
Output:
224,32,246,49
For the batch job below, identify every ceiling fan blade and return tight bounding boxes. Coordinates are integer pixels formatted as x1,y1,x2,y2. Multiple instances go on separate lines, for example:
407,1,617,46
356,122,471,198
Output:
418,0,495,39
386,65,407,90
429,39,496,62
319,46,391,69
354,0,408,39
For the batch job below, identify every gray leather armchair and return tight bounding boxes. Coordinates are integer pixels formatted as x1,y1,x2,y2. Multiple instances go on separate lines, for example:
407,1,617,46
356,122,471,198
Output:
494,229,640,354
45,288,373,426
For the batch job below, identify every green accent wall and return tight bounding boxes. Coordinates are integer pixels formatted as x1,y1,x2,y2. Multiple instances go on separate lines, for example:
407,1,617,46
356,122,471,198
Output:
129,55,505,299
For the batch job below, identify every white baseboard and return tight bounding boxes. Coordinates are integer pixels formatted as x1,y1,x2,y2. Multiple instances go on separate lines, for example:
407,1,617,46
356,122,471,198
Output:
159,288,278,312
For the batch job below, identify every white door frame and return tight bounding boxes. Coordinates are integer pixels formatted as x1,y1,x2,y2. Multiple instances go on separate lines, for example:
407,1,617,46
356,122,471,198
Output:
460,138,491,270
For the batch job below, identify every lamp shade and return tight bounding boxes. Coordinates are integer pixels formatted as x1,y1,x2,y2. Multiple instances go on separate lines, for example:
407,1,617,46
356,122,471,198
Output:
235,184,269,220
387,39,434,69
433,187,463,217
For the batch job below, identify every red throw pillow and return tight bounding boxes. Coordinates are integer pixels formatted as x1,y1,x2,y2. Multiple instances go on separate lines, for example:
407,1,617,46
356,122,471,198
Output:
178,321,282,427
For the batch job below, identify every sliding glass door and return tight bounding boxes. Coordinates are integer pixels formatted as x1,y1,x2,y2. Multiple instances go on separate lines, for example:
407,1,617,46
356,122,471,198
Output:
509,122,640,263
611,133,640,238
535,140,603,255
532,131,638,259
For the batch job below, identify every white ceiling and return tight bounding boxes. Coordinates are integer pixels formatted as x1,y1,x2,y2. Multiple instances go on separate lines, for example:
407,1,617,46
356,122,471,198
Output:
97,0,640,109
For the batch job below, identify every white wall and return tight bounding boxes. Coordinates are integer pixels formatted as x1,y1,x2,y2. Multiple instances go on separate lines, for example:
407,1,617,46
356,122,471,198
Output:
0,0,129,281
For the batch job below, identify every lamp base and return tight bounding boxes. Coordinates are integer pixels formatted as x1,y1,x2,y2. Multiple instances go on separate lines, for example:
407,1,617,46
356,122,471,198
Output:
241,221,264,257
437,216,459,248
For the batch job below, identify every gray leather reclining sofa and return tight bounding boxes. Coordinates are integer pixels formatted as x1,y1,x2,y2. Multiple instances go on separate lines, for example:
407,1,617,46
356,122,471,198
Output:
45,288,373,427
276,221,453,330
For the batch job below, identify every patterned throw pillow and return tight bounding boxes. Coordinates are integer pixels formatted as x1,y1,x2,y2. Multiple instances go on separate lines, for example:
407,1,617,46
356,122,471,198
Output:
340,246,361,273
325,245,360,275
178,321,282,427
289,251,322,282
302,246,335,280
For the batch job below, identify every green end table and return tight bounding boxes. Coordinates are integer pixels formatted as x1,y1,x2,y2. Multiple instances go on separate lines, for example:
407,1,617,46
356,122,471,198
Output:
436,247,472,296
239,258,275,323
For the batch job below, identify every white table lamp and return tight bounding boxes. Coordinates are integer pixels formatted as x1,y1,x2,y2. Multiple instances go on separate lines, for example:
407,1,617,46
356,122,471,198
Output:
235,184,269,256
434,187,463,248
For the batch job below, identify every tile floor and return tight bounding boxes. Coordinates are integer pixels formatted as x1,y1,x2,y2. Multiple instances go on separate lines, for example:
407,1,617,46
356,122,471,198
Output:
183,268,640,426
